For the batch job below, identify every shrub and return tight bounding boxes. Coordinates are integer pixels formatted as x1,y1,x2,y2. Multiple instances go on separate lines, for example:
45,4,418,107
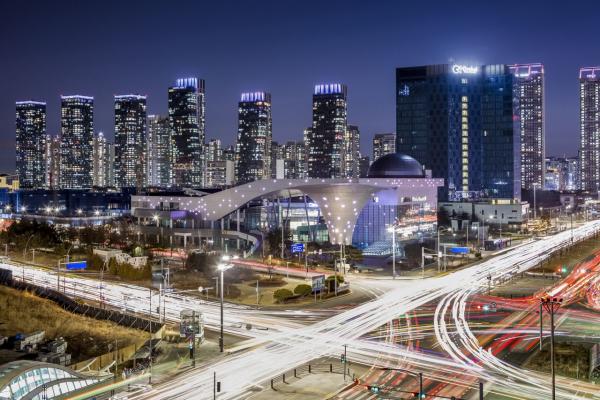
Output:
325,275,345,291
293,284,312,296
273,288,294,303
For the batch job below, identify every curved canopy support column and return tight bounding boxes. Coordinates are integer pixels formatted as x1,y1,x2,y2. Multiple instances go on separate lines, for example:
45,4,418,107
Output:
303,185,376,245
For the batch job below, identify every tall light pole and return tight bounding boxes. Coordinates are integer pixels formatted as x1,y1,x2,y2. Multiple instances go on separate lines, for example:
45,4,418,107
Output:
218,255,237,352
541,296,562,400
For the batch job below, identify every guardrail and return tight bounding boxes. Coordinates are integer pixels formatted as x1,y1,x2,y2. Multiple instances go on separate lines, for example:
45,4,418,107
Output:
269,362,350,390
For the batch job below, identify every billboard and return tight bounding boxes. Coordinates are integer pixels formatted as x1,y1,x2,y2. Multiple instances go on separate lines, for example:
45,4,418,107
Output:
65,261,87,270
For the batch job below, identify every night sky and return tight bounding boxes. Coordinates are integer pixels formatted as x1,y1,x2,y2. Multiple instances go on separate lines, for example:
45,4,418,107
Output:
1,0,598,172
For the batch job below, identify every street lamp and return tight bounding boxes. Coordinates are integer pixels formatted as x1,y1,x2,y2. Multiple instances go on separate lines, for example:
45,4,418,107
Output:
540,296,562,400
217,262,233,352
77,209,82,215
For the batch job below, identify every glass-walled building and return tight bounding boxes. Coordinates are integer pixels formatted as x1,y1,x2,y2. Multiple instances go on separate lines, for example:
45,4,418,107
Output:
396,64,519,201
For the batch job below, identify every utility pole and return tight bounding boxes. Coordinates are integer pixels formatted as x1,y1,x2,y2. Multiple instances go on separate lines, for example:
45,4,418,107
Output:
418,372,423,399
391,227,396,279
479,381,483,400
421,246,425,278
539,302,543,351
541,296,562,400
220,270,225,352
343,344,347,380
149,288,152,384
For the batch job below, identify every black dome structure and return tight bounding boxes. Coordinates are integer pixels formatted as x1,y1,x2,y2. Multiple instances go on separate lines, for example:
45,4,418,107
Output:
367,153,425,178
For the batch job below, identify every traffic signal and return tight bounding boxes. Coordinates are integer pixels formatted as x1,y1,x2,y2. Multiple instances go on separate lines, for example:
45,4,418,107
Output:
340,354,346,363
368,385,380,394
216,382,221,392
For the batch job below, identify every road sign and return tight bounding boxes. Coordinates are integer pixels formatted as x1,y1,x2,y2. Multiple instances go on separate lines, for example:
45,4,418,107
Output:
65,261,87,270
291,243,305,253
311,274,325,291
449,246,470,254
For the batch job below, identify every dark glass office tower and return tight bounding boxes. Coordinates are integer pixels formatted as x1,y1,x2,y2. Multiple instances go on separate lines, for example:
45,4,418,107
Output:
396,64,519,200
235,92,272,184
168,78,205,187
579,67,600,192
307,84,347,178
114,95,147,188
60,95,94,189
509,63,545,190
16,101,47,188
147,115,171,187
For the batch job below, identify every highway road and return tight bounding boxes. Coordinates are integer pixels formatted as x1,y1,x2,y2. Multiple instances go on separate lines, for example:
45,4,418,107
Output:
3,220,600,399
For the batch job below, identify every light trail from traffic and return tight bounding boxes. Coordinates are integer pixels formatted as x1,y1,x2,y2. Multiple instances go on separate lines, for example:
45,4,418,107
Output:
4,220,600,399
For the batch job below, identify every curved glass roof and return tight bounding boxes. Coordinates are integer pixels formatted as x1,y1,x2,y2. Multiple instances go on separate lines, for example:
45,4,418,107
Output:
0,361,110,400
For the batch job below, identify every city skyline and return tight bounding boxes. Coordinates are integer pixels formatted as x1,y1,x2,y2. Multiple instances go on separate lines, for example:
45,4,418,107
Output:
2,1,600,173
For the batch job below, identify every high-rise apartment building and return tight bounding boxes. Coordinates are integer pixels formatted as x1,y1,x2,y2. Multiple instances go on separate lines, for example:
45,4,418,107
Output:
168,78,205,187
372,133,396,162
307,84,347,178
114,95,147,188
147,115,170,187
46,135,60,189
60,95,94,189
579,67,600,192
509,63,545,190
92,132,109,187
344,125,360,178
396,64,519,200
279,141,307,179
235,92,272,184
206,139,223,162
16,101,47,188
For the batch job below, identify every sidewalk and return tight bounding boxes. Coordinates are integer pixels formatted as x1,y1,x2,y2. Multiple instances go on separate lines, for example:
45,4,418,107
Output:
247,371,350,400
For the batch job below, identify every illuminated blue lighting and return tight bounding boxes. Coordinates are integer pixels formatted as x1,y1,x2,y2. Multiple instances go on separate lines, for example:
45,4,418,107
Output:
61,95,94,101
115,94,147,100
175,77,198,89
240,92,268,102
314,83,345,95
16,101,46,106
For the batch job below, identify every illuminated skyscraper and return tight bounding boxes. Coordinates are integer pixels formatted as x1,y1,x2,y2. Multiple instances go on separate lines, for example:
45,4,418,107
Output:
396,64,519,200
147,115,170,187
372,133,396,162
579,67,600,192
168,78,205,187
46,135,60,189
60,95,94,189
114,95,147,188
307,83,347,178
509,63,545,190
343,125,360,178
92,132,109,187
235,91,272,184
16,101,47,188
206,138,223,162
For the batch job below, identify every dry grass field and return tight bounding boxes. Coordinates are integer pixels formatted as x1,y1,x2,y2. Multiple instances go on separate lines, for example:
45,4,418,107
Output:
0,285,147,362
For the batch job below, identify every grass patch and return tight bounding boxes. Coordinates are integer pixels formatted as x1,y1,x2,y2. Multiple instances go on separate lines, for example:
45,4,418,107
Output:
0,285,147,363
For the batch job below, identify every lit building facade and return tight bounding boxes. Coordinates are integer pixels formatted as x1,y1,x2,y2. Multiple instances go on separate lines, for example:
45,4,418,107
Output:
60,95,94,189
279,141,306,179
114,95,147,188
168,78,205,188
579,67,600,192
307,84,347,178
509,63,545,190
396,64,519,201
147,114,170,187
45,135,60,189
344,124,360,178
235,92,272,184
206,138,223,162
92,132,110,187
15,101,47,189
206,160,234,188
372,133,396,162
